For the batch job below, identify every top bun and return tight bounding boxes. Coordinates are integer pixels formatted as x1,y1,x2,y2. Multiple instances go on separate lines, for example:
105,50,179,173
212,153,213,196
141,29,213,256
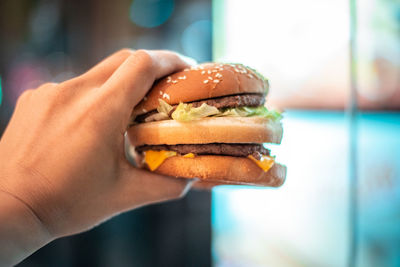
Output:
133,63,268,117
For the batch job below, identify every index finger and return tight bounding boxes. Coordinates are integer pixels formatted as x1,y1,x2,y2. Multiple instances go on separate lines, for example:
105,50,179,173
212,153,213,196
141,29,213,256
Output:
101,50,192,109
81,49,134,86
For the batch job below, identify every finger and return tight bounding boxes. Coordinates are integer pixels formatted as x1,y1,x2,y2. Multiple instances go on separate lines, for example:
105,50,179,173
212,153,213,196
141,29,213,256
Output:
108,164,194,213
176,53,198,66
101,50,191,109
192,181,221,191
79,49,134,86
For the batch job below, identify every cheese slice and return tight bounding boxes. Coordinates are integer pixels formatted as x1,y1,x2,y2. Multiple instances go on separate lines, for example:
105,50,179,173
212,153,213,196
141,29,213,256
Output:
248,155,275,172
144,150,177,171
182,153,195,158
143,150,275,173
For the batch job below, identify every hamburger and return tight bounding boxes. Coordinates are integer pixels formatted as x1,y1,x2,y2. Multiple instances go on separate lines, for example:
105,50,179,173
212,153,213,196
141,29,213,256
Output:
127,63,286,187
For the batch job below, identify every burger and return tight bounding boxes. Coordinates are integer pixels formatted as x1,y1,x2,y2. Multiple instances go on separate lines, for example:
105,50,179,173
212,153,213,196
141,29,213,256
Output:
127,63,286,187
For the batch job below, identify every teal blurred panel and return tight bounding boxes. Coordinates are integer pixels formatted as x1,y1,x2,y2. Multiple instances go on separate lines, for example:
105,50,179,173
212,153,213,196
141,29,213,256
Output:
357,113,400,267
212,111,400,267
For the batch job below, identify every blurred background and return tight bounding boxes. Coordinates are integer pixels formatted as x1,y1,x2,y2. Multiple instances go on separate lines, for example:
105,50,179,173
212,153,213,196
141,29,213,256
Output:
0,0,399,266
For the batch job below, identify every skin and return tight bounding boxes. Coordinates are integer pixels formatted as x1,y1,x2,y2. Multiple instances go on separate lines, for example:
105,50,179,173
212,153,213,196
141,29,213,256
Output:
0,49,195,266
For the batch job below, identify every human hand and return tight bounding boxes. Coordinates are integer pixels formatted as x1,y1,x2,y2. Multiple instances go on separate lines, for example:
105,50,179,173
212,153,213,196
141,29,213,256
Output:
0,49,194,247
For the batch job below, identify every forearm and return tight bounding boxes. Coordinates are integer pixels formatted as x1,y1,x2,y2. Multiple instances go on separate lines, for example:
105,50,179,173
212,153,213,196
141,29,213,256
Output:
0,190,52,266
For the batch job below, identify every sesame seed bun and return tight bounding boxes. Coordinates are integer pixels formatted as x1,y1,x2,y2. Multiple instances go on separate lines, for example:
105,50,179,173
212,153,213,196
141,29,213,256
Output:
133,63,268,117
128,117,283,146
135,154,286,187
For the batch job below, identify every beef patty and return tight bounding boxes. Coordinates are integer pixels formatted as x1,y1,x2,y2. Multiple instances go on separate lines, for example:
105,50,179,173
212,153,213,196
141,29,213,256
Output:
135,93,265,123
135,143,270,160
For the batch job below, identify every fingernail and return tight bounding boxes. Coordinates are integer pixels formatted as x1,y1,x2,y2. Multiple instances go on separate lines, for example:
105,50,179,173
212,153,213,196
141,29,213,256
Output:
185,178,199,191
180,182,193,196
178,54,198,66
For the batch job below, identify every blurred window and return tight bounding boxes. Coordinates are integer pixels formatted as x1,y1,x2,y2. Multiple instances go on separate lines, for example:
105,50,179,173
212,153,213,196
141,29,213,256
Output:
213,0,400,110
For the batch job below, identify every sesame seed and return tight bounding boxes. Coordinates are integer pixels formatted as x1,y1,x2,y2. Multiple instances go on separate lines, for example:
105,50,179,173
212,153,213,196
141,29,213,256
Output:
183,68,189,71
215,73,222,78
207,70,212,74
160,91,163,95
201,70,206,74
178,76,186,80
234,68,239,72
162,93,170,100
172,80,178,84
208,76,213,80
213,79,220,83
142,108,147,113
166,80,171,83
247,73,253,78
203,80,209,84
167,76,172,80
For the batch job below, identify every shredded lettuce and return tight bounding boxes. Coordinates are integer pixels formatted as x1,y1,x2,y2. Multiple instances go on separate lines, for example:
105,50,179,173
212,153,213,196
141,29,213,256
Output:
157,99,173,116
155,99,282,122
172,102,220,121
217,106,283,121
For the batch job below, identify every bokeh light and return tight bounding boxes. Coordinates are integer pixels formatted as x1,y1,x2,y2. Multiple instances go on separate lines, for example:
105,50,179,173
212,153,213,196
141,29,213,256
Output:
135,34,178,50
29,1,60,46
130,0,175,28
7,58,51,103
181,20,212,62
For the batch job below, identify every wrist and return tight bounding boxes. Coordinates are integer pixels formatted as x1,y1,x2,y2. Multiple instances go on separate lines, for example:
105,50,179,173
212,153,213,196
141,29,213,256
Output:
0,190,53,266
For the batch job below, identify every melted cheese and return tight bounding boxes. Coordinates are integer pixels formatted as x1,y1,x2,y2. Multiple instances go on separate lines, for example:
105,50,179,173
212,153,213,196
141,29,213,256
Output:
144,150,275,173
144,150,177,171
248,155,275,172
182,153,195,158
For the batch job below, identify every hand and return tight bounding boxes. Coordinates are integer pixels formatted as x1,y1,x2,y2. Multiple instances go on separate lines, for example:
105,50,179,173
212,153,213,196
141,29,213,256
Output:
0,49,194,263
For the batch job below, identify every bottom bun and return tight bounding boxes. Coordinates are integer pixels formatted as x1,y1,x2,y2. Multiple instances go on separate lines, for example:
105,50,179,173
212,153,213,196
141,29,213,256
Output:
138,155,286,187
192,180,266,190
